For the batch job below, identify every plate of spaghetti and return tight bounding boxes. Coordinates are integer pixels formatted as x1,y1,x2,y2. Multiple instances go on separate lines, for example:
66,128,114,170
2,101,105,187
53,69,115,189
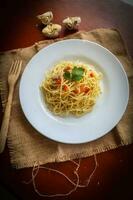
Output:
19,39,129,144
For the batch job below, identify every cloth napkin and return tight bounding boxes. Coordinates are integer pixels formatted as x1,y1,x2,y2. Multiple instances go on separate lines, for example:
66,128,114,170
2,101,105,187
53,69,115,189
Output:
0,28,133,169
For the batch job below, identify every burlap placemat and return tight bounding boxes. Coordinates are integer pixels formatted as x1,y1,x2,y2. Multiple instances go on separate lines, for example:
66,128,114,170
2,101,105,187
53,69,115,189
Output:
0,28,133,169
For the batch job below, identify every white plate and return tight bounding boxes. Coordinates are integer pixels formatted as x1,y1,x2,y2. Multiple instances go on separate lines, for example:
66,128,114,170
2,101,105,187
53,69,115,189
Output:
19,39,129,144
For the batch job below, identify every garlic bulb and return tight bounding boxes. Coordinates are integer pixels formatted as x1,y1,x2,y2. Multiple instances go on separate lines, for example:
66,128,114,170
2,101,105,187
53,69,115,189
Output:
42,23,62,38
63,17,81,30
37,11,53,25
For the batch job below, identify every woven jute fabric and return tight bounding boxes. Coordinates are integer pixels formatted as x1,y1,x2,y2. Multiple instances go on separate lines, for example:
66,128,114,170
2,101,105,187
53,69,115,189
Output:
0,28,133,169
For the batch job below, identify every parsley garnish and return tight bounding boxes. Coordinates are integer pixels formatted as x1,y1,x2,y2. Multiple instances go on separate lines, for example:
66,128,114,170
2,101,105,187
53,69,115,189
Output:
63,71,72,80
63,66,84,81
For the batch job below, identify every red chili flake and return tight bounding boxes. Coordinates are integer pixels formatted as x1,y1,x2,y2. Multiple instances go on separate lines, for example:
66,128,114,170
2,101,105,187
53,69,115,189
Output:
64,66,71,72
63,85,68,91
89,72,94,77
73,88,79,94
53,77,61,84
84,87,90,93
80,85,90,93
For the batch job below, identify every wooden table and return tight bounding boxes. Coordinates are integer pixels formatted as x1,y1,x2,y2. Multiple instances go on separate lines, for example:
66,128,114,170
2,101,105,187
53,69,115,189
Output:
0,0,133,199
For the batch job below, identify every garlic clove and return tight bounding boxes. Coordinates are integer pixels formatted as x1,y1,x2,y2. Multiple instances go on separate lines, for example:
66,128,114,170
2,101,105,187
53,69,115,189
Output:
63,17,81,30
42,23,62,38
37,11,53,25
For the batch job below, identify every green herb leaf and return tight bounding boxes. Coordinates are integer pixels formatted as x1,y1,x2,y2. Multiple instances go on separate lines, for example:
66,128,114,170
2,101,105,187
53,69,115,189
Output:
63,71,71,80
63,66,84,82
72,67,84,81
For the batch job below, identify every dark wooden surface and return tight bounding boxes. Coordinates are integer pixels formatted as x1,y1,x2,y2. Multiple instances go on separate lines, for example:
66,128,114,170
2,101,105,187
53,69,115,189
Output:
0,0,133,199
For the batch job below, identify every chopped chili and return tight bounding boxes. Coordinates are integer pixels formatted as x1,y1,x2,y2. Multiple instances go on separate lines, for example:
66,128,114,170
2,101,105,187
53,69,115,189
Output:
53,77,61,84
80,85,90,93
63,85,68,91
73,88,79,94
64,66,71,72
89,72,94,77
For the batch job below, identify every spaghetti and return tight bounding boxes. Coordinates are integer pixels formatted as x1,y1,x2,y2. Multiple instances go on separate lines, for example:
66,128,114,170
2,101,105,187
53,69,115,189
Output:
40,61,102,116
